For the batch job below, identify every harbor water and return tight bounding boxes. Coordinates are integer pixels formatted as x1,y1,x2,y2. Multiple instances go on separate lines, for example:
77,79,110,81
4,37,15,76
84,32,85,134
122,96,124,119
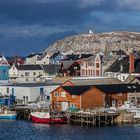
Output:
0,119,140,140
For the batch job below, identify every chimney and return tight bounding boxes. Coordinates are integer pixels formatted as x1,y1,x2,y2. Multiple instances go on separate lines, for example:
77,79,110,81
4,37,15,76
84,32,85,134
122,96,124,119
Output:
129,52,135,73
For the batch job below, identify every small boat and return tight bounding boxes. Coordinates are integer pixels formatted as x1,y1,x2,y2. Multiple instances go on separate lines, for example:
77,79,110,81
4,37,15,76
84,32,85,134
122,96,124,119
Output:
30,112,67,124
0,110,17,119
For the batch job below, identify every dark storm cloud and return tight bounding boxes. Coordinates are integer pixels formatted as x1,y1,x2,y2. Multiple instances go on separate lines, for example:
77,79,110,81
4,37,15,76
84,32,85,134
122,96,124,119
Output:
0,0,90,26
0,0,140,56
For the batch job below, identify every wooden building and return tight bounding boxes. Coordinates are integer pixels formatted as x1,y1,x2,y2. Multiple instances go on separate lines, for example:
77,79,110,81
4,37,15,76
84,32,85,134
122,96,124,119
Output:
50,84,140,111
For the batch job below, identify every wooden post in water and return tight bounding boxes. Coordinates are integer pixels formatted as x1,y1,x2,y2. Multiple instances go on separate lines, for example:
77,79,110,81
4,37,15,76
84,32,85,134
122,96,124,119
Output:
99,115,101,126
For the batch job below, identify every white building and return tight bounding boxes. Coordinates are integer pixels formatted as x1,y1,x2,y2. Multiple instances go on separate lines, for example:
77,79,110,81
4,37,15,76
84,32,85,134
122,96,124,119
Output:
9,64,44,83
36,53,50,64
26,53,41,64
0,83,59,103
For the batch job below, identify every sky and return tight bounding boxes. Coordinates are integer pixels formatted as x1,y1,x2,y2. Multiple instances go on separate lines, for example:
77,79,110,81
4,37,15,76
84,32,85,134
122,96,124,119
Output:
0,0,140,56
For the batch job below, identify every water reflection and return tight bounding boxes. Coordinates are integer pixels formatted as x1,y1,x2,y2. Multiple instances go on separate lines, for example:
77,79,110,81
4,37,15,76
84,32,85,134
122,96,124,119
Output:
0,120,140,140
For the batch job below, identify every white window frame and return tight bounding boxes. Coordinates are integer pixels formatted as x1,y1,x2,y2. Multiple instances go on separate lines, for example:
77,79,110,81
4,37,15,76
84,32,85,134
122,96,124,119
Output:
118,92,122,96
54,92,60,97
61,92,66,97
72,95,76,98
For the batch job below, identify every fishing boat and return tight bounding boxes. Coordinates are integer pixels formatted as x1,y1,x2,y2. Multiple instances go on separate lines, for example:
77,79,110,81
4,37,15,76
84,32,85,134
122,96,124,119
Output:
30,111,67,124
0,110,17,119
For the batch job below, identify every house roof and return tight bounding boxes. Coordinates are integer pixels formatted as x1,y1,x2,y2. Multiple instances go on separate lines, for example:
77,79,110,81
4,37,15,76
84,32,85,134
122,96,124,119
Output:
106,56,140,73
124,75,140,83
37,53,49,61
111,50,126,56
69,78,122,85
50,51,61,59
42,64,59,73
15,64,43,70
61,60,75,69
5,83,60,87
134,59,140,73
27,53,41,58
106,56,129,73
62,54,93,61
94,84,140,93
7,56,25,65
62,84,140,95
62,85,92,95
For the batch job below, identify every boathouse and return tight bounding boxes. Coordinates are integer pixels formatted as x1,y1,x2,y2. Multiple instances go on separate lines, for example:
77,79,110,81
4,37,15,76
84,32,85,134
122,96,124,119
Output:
51,84,140,111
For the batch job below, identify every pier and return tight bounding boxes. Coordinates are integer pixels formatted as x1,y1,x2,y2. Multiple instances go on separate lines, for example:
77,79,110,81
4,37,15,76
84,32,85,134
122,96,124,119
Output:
67,112,120,126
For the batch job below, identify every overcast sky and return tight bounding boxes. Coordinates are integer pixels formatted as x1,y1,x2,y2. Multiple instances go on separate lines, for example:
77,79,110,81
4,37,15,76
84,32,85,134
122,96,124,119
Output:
0,0,140,56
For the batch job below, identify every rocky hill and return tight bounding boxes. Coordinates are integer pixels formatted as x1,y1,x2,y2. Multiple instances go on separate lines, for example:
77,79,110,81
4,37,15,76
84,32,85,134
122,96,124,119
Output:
44,31,140,54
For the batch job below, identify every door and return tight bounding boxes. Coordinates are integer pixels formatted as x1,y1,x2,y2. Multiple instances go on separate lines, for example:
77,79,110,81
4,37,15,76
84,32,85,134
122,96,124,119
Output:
112,100,116,107
61,102,68,111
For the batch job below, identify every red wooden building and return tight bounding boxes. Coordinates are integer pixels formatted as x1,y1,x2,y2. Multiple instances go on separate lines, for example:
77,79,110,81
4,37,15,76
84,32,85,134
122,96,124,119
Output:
50,84,140,111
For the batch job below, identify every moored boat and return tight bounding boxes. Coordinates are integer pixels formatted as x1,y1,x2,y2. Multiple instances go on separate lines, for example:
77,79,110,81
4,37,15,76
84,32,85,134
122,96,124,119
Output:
0,110,17,119
30,112,67,124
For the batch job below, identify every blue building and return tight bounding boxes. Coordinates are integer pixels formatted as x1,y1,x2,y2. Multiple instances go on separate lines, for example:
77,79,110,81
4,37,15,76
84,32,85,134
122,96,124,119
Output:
49,51,64,65
0,65,9,80
0,55,9,81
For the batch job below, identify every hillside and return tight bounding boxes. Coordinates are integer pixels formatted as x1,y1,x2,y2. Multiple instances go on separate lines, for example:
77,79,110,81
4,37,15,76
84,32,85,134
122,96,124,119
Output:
44,31,140,54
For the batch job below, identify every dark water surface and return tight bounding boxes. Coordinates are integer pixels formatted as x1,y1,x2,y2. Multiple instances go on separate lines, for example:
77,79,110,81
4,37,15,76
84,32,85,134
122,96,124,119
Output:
0,119,140,140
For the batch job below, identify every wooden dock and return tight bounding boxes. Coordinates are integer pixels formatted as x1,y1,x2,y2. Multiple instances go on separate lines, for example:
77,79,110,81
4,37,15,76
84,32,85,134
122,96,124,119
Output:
67,112,120,126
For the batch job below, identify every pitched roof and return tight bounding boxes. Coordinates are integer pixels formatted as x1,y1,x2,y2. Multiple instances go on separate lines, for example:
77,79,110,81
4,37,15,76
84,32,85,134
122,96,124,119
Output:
62,54,93,61
124,75,140,83
111,50,126,56
27,53,41,58
62,85,92,95
37,53,49,61
61,60,75,69
106,57,129,73
62,84,140,95
134,59,140,73
106,56,140,73
15,64,43,70
94,84,140,93
69,78,122,85
50,51,61,59
42,64,59,73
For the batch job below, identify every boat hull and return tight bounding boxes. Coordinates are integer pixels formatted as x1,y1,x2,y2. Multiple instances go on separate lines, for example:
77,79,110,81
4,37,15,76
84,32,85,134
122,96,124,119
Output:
30,112,67,124
0,114,17,119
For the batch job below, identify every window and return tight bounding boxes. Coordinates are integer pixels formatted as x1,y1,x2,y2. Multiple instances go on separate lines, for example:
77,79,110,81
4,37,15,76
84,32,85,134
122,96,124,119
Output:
54,92,60,97
12,88,14,95
88,70,90,76
96,70,99,76
123,76,125,81
7,87,9,94
33,72,36,76
132,86,136,89
61,92,66,97
72,95,76,98
40,88,44,94
82,70,85,75
26,96,28,101
74,66,77,70
86,63,88,68
118,93,122,96
47,96,50,101
127,86,132,89
3,70,6,74
26,78,28,82
118,100,122,106
96,63,99,68
70,103,76,108
33,78,36,81
25,72,29,76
